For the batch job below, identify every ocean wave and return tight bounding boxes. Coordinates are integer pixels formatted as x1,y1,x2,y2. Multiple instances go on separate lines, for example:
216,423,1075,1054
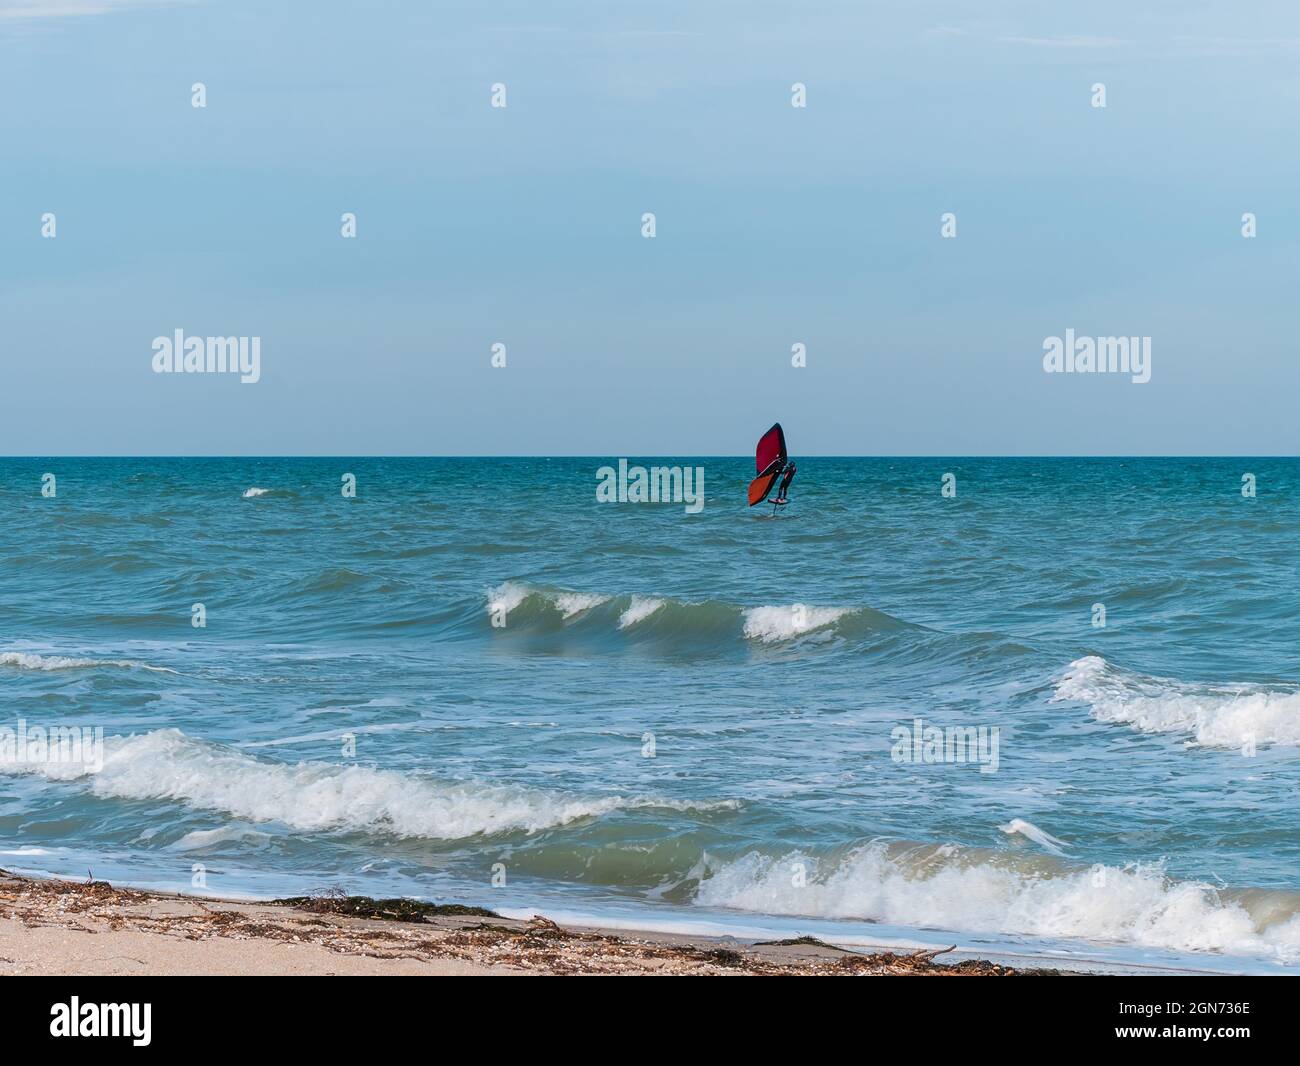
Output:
485,582,901,646
242,487,272,498
490,581,618,621
487,580,532,617
1053,656,1300,748
5,728,738,841
552,591,611,618
618,596,666,629
0,651,177,674
693,841,1300,962
741,605,850,643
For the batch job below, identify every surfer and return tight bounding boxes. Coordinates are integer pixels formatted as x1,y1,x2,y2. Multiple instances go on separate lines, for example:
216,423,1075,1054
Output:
747,423,796,508
773,461,796,505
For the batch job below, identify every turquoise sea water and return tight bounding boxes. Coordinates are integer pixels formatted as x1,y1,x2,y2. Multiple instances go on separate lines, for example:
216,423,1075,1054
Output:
2,457,1299,971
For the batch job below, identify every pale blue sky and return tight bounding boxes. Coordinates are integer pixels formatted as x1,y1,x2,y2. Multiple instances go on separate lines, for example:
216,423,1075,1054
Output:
1,1,1297,455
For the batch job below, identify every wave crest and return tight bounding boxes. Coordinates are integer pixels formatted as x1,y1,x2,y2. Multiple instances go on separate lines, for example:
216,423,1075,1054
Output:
694,841,1300,961
485,582,896,646
1054,656,1300,749
0,651,176,674
618,596,666,629
5,728,737,841
741,605,850,643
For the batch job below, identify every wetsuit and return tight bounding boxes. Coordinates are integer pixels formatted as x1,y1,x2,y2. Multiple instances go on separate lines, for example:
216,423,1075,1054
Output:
774,462,796,503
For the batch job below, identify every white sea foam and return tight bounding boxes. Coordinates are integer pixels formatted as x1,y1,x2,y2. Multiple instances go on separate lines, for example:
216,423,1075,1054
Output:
741,605,849,643
4,728,737,840
486,582,608,620
242,487,271,498
486,585,864,643
553,591,610,618
999,818,1070,855
1054,656,1300,748
618,596,666,629
694,843,1300,961
0,651,177,674
486,581,532,619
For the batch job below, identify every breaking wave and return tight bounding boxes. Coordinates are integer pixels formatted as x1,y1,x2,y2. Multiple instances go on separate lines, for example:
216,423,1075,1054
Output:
618,596,666,629
1054,656,1300,749
3,728,739,841
551,591,611,618
484,582,908,647
741,605,851,642
693,841,1300,962
0,651,177,674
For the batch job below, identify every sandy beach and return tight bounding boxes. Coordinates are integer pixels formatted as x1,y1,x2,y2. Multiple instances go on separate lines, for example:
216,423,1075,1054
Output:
0,869,1067,976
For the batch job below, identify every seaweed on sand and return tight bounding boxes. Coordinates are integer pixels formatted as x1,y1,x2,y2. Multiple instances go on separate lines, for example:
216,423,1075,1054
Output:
272,889,498,924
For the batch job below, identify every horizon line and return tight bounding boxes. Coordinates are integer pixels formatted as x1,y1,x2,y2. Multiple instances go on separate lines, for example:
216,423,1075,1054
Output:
3,455,1299,461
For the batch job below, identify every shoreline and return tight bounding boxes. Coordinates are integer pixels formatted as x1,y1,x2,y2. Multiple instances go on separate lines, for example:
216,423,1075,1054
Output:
0,868,1074,976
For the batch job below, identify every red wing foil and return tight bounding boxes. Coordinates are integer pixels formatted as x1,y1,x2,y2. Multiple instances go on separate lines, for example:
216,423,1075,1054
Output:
755,423,786,476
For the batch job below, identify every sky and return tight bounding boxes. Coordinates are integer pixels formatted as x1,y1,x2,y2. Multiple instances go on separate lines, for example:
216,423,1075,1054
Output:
1,0,1297,455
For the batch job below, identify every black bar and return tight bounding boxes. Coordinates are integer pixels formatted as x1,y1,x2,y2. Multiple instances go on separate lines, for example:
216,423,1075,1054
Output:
3,974,1290,1051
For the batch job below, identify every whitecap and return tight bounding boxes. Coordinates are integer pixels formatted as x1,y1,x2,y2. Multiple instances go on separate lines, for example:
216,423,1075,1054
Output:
695,842,1300,962
486,581,532,620
2,728,738,841
1054,656,1300,749
618,596,666,629
0,651,177,674
552,591,610,618
741,604,850,643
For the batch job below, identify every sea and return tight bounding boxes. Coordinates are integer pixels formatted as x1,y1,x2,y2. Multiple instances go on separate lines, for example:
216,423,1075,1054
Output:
2,456,1298,973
